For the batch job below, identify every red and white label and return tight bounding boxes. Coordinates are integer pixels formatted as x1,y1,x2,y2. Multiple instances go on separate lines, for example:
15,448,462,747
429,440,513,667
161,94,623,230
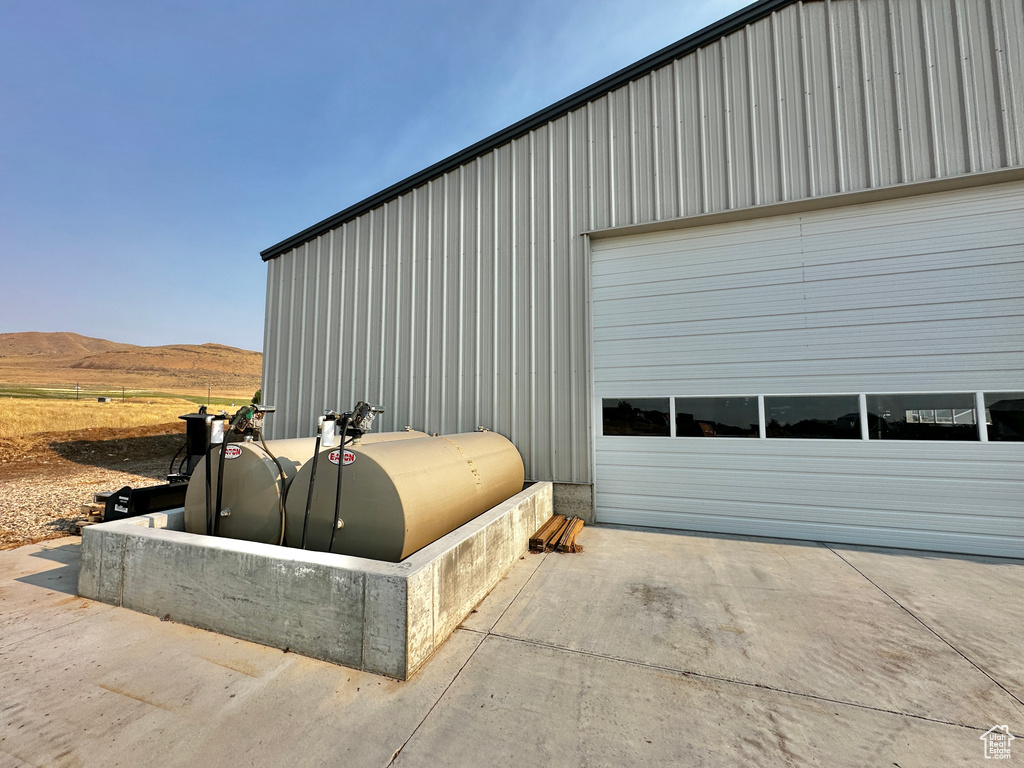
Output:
328,449,356,466
224,445,243,460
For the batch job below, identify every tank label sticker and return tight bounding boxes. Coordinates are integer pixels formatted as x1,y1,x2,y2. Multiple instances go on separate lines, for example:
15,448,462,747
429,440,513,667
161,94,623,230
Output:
224,445,243,459
329,449,356,466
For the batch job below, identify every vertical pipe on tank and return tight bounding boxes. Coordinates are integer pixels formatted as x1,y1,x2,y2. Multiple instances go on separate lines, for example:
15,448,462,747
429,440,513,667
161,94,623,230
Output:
329,414,353,552
301,419,324,549
204,443,213,536
213,439,229,535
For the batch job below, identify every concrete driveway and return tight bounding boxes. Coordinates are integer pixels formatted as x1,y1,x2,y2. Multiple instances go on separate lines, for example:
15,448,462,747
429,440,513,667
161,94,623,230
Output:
1,526,1021,766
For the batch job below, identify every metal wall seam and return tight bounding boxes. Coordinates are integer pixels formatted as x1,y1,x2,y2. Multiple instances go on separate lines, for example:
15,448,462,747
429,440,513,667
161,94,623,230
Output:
547,122,557,480
295,242,307,431
456,166,466,432
260,257,275,409
721,38,736,210
998,0,1024,164
324,230,336,418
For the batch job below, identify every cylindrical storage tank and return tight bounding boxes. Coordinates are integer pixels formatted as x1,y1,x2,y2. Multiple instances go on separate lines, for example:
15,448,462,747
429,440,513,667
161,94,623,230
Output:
184,438,317,544
284,432,525,562
184,431,428,544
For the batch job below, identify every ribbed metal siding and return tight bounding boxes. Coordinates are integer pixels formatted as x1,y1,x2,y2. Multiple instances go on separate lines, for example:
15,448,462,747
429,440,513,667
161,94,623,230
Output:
591,182,1024,557
263,0,1024,483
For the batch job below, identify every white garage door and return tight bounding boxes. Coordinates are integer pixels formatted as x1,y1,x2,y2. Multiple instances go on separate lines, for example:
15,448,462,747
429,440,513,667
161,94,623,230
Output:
591,182,1024,558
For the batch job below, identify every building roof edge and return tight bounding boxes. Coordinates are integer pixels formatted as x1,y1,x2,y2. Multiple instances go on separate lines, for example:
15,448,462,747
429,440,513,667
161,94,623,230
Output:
261,0,794,261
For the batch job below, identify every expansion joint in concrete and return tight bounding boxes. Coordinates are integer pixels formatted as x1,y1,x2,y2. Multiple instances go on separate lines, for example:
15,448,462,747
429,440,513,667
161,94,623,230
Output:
387,553,552,765
483,631,996,734
384,631,487,768
823,544,1024,711
492,552,549,631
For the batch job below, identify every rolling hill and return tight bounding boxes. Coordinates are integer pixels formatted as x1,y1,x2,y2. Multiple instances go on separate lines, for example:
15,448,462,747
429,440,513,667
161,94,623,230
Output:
0,331,131,357
0,332,262,394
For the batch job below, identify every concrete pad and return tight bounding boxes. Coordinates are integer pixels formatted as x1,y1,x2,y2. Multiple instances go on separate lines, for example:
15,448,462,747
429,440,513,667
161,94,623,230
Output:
0,595,483,768
832,544,1024,702
1,539,82,600
5,520,1023,766
0,539,113,651
460,552,546,633
393,634,983,768
493,526,1024,728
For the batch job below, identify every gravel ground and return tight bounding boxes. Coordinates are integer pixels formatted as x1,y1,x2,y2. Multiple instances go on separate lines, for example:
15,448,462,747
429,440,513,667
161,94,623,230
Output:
0,465,167,549
0,423,184,550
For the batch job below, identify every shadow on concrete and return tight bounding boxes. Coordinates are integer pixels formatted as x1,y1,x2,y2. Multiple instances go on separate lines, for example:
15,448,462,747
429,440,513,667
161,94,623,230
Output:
15,564,80,595
593,522,1024,565
15,544,82,595
824,541,1024,566
29,542,82,561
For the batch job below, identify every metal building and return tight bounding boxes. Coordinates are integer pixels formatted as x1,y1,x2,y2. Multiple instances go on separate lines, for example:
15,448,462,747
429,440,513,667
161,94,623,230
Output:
261,0,1024,558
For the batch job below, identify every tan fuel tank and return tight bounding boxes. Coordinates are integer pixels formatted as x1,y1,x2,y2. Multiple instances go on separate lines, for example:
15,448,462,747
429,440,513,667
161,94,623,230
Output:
184,431,428,545
284,431,525,562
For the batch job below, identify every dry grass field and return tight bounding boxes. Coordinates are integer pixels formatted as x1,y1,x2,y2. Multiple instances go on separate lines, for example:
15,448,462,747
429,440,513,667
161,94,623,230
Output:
0,397,199,439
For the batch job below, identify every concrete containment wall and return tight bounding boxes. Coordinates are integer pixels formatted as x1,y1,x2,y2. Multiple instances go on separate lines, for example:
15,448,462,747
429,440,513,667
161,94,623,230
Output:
79,483,552,679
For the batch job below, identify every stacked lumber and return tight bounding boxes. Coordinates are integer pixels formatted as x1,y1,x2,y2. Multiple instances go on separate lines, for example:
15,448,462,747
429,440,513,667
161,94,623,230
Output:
529,515,584,553
72,499,106,535
72,516,103,535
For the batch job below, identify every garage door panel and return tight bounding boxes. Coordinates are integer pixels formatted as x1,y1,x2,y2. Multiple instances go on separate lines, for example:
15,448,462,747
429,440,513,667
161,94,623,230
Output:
594,326,1022,365
595,473,1021,520
596,215,1024,281
595,491,1022,536
592,285,1022,324
594,442,1024,482
594,302,1024,338
596,371,1024,396
594,193,1024,269
595,318,1021,353
594,231,1024,287
593,358,1024,387
796,194,1024,235
594,464,1020,518
595,257,1024,307
593,267,1022,319
592,182,1024,557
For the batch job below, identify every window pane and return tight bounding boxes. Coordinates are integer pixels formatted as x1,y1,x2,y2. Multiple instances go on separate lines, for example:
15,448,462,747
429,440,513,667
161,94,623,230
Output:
602,398,670,436
953,408,975,425
675,397,759,437
765,396,860,439
867,394,977,440
985,392,1024,442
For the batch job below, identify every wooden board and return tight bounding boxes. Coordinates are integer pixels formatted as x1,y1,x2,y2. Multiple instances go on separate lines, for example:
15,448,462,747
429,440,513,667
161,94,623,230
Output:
530,515,565,551
556,518,585,553
545,518,572,551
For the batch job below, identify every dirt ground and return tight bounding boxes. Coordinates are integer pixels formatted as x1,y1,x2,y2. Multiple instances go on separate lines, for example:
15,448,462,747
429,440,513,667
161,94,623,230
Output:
0,422,186,549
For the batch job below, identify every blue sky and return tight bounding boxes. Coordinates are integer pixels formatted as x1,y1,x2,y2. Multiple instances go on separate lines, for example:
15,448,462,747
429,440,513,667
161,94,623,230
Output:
0,0,748,351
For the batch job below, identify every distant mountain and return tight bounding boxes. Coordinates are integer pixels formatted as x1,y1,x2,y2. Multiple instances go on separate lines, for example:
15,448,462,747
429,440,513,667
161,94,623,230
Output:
71,343,262,377
0,333,261,393
0,331,132,357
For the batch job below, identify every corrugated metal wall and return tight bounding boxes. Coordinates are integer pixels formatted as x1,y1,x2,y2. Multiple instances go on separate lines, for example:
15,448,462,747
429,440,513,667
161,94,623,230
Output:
263,0,1024,483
